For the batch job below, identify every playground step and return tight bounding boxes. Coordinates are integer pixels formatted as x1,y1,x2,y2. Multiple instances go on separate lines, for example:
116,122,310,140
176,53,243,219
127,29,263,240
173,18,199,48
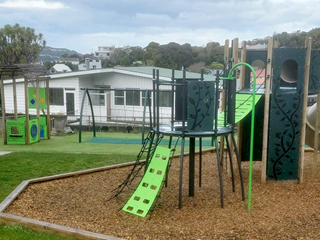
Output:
122,146,171,217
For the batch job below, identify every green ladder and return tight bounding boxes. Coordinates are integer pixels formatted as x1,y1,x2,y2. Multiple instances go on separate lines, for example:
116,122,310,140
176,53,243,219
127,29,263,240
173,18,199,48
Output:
217,93,262,125
123,146,171,217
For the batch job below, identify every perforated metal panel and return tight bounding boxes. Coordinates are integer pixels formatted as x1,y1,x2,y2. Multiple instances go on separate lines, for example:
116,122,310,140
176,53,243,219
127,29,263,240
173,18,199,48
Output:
123,146,171,217
267,48,306,180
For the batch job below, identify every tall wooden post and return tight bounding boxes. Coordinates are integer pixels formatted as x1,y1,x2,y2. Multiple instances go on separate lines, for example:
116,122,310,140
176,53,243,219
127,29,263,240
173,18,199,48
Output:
299,37,312,183
36,79,40,142
312,93,320,177
237,41,247,160
46,78,51,139
220,39,230,169
1,78,7,144
13,77,18,120
261,38,274,183
24,77,30,145
229,38,239,163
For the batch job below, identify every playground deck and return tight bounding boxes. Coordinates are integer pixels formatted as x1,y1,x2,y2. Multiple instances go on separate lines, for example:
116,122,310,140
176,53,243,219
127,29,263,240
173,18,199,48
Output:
5,152,320,240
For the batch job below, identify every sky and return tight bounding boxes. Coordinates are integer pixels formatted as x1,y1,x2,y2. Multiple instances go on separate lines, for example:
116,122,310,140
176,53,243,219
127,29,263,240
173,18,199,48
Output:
0,0,319,54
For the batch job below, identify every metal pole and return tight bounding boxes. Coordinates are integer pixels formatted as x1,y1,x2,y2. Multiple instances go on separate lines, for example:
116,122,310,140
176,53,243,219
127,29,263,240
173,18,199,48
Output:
79,89,87,143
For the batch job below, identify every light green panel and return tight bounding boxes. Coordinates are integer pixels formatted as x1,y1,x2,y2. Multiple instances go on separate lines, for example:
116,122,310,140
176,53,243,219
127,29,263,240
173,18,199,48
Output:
6,120,26,145
28,87,46,109
123,146,171,217
218,94,262,126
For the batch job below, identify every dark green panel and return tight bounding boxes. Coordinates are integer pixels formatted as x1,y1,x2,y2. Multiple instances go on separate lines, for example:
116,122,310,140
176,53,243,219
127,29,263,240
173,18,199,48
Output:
245,50,267,88
267,48,306,180
267,91,302,180
187,81,214,132
309,50,320,94
241,95,265,161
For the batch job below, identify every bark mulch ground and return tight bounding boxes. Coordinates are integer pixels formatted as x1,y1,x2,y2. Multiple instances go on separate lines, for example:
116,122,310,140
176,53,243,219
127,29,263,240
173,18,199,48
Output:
5,152,320,240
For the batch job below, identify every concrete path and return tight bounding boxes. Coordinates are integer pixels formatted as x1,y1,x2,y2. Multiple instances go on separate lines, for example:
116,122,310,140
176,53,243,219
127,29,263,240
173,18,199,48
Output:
0,151,12,156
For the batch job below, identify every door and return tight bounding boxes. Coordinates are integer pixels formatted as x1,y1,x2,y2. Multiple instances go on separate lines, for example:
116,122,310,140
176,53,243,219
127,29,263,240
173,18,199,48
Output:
66,92,75,115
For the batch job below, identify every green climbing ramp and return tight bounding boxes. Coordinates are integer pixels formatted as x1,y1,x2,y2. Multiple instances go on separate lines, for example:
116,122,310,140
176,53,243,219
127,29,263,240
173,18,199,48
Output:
122,146,171,217
218,94,262,126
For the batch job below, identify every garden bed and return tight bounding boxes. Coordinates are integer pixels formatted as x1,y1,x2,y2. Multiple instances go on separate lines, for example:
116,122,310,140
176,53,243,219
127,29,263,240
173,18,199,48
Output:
5,152,320,239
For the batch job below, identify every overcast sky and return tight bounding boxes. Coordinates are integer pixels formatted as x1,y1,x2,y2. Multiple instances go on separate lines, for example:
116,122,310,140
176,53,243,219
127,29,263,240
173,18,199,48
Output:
0,0,318,54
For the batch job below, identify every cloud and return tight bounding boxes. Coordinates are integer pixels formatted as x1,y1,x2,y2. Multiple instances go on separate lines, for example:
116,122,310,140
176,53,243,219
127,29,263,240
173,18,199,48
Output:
0,0,68,9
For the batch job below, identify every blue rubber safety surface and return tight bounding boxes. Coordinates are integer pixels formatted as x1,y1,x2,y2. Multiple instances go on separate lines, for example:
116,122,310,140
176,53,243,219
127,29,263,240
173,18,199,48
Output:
84,137,214,146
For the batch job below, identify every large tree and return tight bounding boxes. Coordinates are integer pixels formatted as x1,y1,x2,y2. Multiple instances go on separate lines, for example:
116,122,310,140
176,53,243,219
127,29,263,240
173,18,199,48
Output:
0,24,46,66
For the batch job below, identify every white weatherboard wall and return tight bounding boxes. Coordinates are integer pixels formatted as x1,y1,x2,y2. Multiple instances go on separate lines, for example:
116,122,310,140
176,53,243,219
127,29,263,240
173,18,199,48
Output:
3,77,80,116
3,69,174,125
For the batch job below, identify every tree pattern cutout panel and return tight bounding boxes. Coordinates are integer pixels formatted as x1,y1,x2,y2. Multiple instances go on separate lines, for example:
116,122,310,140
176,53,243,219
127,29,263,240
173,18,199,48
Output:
267,82,302,180
267,48,306,180
187,81,215,132
309,50,320,94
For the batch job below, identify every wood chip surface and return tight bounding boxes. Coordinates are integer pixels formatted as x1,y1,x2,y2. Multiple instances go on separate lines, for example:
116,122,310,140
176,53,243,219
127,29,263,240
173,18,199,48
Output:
5,152,320,239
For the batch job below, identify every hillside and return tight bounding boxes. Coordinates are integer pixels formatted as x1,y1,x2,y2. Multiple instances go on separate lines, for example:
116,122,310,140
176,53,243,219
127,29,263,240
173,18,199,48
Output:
39,46,83,62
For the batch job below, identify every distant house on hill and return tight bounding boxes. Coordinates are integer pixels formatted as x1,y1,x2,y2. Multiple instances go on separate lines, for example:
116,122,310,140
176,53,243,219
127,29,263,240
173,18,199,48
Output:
58,57,80,65
50,64,72,74
78,58,102,71
94,46,114,59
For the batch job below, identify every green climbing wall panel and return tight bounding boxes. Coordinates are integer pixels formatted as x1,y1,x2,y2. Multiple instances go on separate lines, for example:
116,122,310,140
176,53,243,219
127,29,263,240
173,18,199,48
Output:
218,94,262,126
123,146,171,217
28,87,46,109
6,119,26,145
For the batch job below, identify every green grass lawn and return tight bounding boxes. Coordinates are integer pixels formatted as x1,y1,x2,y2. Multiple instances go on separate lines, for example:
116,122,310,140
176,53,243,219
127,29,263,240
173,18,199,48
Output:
0,132,142,240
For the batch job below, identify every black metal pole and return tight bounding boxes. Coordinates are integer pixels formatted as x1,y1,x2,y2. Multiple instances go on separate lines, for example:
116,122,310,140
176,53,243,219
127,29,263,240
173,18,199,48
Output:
179,137,185,209
231,132,245,201
215,137,224,208
199,137,202,187
189,137,195,197
225,135,235,192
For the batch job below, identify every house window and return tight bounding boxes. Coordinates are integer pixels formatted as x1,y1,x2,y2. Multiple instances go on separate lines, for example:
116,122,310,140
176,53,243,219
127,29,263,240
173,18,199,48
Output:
96,60,99,62
91,94,105,106
92,65,96,69
159,91,172,107
49,88,64,105
126,90,140,106
115,90,124,105
141,90,152,106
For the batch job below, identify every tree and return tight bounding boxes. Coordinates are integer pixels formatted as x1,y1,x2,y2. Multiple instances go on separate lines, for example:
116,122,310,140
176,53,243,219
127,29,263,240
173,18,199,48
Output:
188,62,206,73
110,48,122,65
43,61,56,70
209,62,224,69
0,23,46,66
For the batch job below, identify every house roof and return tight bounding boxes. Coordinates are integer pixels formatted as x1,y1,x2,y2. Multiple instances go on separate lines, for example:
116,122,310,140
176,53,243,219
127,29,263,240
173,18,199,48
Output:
47,66,216,81
52,64,72,72
115,67,216,81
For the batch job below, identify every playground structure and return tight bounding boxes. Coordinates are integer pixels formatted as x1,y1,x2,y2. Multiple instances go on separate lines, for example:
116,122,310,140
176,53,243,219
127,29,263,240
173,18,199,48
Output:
111,37,320,218
0,64,51,145
2,38,320,240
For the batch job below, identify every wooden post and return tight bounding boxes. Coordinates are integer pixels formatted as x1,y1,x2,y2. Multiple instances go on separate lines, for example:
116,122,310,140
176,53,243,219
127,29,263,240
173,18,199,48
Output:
261,38,274,183
299,37,312,183
1,78,7,144
13,78,18,120
36,79,40,142
220,39,230,170
237,41,247,160
46,78,51,139
24,77,30,145
312,93,320,177
228,38,239,171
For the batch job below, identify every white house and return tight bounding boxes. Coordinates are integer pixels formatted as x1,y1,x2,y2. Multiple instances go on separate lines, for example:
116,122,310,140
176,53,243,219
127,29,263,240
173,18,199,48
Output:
78,58,102,71
94,46,114,59
58,57,80,65
2,67,214,125
50,64,72,74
